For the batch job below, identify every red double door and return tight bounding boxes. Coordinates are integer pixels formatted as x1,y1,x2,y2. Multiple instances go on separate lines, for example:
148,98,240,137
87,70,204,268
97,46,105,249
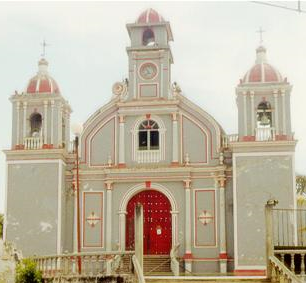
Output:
126,190,172,254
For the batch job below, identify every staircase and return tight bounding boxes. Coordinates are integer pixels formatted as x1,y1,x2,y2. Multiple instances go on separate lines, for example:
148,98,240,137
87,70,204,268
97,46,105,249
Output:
145,278,270,283
143,255,172,275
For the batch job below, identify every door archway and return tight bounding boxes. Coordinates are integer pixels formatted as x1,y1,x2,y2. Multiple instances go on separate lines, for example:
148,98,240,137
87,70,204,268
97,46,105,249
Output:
125,189,172,254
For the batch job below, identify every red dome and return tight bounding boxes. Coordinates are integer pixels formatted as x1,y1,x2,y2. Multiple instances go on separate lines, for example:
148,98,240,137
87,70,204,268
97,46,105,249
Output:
26,58,60,94
137,8,165,24
242,46,283,84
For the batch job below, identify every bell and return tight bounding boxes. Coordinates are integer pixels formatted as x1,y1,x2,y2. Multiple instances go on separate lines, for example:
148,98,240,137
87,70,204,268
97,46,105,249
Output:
260,112,270,126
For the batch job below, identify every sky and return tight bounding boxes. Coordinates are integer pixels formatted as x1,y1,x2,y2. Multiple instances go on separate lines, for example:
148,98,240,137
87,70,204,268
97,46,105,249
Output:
0,1,306,213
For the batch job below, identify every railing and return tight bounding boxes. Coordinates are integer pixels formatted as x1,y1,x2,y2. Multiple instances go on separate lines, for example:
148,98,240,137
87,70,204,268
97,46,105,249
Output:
255,127,276,141
33,251,135,279
222,134,239,148
270,255,302,283
272,209,306,247
136,150,161,163
132,255,145,283
23,137,43,149
170,243,180,276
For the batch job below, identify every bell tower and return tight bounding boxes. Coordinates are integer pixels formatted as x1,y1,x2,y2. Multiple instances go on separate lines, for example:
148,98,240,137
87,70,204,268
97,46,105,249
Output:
236,46,293,142
125,8,174,100
232,45,296,275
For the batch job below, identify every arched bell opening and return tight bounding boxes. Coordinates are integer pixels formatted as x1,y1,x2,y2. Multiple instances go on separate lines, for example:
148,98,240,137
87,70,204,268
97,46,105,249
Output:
30,113,42,137
257,100,272,128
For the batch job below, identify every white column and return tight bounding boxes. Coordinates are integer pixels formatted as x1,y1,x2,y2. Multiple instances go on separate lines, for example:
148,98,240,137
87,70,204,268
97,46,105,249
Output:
160,62,163,98
51,100,55,146
171,211,179,247
118,115,125,166
218,178,227,273
73,169,78,253
119,211,126,251
105,181,113,251
65,109,70,148
184,179,192,273
172,113,179,164
43,100,48,145
133,63,137,99
243,92,247,136
281,90,286,135
58,103,63,148
273,90,279,135
16,101,20,145
250,91,255,135
22,102,27,139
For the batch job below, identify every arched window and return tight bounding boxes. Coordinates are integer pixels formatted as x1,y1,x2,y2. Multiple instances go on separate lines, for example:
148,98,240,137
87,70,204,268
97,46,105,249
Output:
30,113,42,136
256,101,272,128
138,120,159,150
142,28,155,46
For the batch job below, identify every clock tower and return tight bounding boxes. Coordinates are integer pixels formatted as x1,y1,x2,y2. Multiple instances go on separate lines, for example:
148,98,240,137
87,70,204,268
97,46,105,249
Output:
126,8,174,100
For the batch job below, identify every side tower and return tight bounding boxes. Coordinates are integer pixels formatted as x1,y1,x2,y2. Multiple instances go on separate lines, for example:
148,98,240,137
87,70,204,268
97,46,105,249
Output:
232,46,296,274
4,58,72,256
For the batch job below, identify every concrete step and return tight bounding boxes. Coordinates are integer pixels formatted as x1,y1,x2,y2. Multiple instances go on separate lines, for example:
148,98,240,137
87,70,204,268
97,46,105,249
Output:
143,255,172,274
145,277,270,283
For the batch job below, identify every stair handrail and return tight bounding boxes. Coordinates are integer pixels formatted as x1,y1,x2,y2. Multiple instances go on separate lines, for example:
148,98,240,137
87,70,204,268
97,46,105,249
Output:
269,255,302,283
170,243,180,276
132,255,145,283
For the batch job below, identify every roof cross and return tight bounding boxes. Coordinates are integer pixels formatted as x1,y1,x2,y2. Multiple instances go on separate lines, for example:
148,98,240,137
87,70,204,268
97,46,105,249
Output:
256,27,265,45
41,39,50,58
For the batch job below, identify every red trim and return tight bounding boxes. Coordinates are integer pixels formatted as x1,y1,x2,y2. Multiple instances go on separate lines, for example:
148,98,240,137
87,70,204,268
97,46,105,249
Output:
183,253,193,260
195,190,216,247
146,114,151,119
171,161,180,166
234,270,266,276
133,57,163,61
241,135,255,142
145,181,151,189
276,134,290,141
219,252,228,259
118,163,126,168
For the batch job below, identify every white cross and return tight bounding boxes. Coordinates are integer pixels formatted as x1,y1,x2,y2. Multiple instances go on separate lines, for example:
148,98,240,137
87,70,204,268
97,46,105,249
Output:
257,27,265,45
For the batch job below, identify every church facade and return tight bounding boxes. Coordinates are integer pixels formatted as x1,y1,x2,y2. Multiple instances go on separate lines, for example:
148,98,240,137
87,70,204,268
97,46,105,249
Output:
3,9,296,275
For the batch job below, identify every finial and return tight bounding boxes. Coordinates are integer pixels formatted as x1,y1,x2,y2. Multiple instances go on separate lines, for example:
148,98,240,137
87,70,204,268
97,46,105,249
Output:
41,39,50,58
256,27,265,46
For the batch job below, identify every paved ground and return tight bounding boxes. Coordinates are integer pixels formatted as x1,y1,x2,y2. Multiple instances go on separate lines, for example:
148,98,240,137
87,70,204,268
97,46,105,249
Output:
0,239,15,283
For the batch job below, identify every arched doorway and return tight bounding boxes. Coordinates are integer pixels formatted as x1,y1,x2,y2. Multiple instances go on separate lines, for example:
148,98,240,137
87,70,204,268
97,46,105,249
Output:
125,189,172,254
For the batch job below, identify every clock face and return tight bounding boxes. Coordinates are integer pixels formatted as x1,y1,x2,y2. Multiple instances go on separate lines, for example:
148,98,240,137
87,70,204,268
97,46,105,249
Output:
139,63,157,80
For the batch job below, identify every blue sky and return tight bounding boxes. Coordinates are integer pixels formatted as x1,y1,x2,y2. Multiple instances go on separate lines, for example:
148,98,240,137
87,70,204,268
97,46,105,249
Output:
1,1,306,212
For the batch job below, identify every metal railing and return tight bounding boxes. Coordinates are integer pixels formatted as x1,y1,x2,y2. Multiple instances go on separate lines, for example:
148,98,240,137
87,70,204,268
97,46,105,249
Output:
272,209,306,247
33,251,135,279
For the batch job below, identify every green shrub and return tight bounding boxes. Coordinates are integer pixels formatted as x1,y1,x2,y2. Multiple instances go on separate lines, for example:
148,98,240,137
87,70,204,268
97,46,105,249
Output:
15,258,42,283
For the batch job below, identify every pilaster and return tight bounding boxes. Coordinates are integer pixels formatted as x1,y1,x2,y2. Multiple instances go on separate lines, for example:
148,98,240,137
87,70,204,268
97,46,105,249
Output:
273,90,279,135
183,179,192,273
43,100,48,145
105,181,113,251
16,101,20,145
57,102,63,148
171,112,179,165
22,101,27,140
250,91,255,135
118,115,126,168
243,92,247,136
51,100,55,146
218,176,228,273
281,90,286,134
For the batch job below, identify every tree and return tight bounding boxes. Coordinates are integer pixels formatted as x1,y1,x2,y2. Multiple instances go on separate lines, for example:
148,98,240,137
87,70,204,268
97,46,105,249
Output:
296,175,306,194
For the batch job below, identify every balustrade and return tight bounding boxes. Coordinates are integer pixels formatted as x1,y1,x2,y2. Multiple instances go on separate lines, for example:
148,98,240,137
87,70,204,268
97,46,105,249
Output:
33,251,134,279
23,136,43,149
255,127,276,141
